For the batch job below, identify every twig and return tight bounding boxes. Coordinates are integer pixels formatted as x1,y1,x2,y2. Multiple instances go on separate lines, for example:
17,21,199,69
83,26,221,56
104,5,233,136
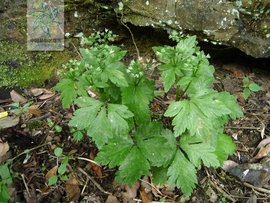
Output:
119,11,140,59
81,177,89,195
78,167,111,195
205,168,235,202
21,174,31,197
225,126,259,130
208,179,235,202
28,112,51,122
70,41,82,59
139,178,163,196
76,156,100,166
243,182,270,194
11,142,50,162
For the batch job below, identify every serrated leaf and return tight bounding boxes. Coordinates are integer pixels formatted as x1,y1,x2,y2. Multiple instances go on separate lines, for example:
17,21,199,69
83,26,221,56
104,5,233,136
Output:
105,66,128,87
178,76,214,97
167,150,197,196
73,131,84,142
86,107,112,148
180,135,220,168
95,136,133,168
152,167,168,185
122,78,154,124
115,146,150,186
160,68,176,92
165,92,242,136
107,104,134,135
249,83,262,92
54,79,77,108
69,97,103,130
215,92,243,119
214,134,236,164
70,97,132,148
136,124,176,167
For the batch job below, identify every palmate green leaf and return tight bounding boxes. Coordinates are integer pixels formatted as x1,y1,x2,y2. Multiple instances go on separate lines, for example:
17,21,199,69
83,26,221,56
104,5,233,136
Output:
161,68,176,92
152,46,176,64
122,78,154,124
180,135,220,168
69,97,103,130
135,123,176,167
214,134,236,164
54,79,77,108
214,92,243,119
165,92,241,136
107,104,134,135
105,67,128,87
95,136,134,168
69,97,133,148
167,150,198,196
178,76,214,97
115,146,150,186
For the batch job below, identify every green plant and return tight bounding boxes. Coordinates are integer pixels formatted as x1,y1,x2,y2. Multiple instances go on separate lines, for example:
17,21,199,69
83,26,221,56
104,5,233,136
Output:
47,118,62,133
48,147,69,186
242,77,262,99
54,31,242,196
9,102,31,116
0,163,13,203
80,29,117,47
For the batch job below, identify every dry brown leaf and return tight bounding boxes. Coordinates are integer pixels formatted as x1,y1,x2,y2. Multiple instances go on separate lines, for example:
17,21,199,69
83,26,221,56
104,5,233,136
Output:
89,149,102,178
0,116,20,129
0,142,9,163
256,137,270,150
38,93,55,100
45,165,58,182
122,182,140,203
10,90,27,103
30,88,53,97
65,173,81,202
140,187,152,203
252,143,270,160
28,105,42,117
30,88,45,97
105,195,120,203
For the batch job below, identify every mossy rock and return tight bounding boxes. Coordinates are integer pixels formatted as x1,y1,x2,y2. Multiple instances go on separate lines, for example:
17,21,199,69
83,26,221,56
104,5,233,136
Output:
0,41,71,88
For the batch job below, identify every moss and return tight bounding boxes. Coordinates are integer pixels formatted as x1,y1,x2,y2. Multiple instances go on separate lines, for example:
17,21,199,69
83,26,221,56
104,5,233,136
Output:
0,41,71,88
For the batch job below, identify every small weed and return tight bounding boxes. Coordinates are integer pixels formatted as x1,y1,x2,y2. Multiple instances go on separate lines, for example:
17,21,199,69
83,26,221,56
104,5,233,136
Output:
47,147,70,186
242,77,262,99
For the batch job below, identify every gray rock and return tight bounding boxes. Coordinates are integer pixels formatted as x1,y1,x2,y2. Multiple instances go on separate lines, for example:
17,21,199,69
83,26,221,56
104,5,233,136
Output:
118,0,270,58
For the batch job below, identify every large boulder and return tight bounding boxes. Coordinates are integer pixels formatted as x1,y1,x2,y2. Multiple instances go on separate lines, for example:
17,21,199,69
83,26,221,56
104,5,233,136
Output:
117,0,270,58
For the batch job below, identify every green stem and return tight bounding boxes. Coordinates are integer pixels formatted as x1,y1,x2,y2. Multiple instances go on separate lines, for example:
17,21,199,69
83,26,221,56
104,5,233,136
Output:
175,85,181,101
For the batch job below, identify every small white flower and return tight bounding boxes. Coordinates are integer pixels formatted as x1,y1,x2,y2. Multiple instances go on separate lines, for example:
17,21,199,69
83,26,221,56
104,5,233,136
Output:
74,11,79,18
